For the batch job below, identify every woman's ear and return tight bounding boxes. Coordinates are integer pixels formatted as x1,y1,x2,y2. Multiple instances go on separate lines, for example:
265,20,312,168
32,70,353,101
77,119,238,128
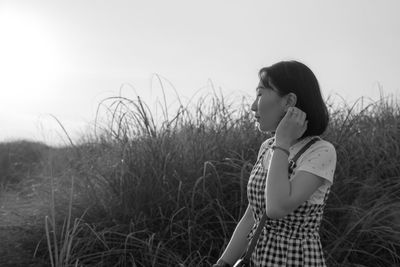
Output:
284,93,297,110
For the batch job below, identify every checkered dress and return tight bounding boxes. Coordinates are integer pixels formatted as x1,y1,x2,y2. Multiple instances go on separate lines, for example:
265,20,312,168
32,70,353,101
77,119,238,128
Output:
246,138,330,266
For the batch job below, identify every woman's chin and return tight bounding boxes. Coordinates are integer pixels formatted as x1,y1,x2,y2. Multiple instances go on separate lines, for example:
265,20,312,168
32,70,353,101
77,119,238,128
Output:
256,123,275,134
257,123,270,132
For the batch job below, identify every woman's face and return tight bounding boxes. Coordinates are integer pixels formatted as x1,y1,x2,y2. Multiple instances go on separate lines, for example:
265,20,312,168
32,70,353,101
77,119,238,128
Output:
251,80,286,133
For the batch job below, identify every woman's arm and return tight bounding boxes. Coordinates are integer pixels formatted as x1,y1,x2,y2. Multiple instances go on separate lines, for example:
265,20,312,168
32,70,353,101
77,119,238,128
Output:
215,204,255,266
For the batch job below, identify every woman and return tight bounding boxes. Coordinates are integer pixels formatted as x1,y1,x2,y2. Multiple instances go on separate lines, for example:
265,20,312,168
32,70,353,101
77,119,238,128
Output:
213,60,337,266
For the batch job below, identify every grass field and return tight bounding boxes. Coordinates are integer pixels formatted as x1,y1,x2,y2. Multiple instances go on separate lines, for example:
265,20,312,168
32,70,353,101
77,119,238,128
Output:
1,89,399,266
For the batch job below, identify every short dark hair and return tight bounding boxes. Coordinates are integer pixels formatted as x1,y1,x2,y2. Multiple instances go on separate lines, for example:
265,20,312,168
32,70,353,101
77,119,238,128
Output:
258,60,329,138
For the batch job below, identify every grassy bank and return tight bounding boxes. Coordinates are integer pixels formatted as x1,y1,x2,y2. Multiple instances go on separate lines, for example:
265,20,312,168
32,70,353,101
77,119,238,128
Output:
1,89,400,266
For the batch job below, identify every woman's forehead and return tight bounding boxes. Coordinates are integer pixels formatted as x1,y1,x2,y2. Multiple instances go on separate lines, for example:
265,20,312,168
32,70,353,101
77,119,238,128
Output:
256,81,272,92
257,80,267,89
257,77,280,93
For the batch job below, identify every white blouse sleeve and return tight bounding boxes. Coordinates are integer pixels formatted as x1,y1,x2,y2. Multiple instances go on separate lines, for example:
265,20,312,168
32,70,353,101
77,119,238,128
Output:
295,141,337,186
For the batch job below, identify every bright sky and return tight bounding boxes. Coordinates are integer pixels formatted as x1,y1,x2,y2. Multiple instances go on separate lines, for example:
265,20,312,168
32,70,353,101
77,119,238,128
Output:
1,0,399,146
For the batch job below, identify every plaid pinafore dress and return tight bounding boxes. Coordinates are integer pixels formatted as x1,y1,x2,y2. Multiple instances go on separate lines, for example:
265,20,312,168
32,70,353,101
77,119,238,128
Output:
246,137,330,266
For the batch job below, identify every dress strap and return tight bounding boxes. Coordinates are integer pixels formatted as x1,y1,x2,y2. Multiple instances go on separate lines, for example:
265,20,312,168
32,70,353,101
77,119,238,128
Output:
322,185,331,203
256,139,274,162
288,136,321,175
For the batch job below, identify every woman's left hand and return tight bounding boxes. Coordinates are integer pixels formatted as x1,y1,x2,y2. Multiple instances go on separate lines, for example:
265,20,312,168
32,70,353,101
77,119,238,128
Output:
275,106,308,147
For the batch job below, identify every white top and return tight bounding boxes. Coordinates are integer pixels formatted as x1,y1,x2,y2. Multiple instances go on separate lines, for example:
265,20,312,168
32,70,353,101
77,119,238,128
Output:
258,135,337,204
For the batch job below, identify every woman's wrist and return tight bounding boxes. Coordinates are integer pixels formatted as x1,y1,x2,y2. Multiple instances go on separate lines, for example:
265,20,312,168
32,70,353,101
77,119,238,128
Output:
274,140,290,150
271,144,290,157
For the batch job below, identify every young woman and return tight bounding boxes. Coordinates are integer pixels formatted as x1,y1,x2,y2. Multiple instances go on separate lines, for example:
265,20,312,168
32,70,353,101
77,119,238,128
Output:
213,60,337,266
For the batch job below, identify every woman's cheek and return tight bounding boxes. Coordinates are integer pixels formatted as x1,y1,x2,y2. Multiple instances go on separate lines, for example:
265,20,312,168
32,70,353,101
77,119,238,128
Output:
259,97,269,115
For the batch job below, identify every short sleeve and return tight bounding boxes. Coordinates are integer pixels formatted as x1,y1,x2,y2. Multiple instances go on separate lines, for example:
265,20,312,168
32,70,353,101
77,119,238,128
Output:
296,141,337,186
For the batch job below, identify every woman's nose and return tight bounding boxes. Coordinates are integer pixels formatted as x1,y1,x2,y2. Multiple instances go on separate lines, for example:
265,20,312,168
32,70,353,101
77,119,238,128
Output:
251,100,257,112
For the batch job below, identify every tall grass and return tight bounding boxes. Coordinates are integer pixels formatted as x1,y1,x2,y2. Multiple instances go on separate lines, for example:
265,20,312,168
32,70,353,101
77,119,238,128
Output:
9,81,400,266
0,140,49,190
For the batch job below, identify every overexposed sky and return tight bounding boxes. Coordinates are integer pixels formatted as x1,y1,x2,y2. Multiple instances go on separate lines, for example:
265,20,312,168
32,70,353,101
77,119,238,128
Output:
1,0,399,146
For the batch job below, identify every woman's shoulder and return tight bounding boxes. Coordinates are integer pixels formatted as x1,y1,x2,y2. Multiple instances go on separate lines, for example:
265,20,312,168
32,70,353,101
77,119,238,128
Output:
311,137,336,154
296,137,337,163
296,137,337,186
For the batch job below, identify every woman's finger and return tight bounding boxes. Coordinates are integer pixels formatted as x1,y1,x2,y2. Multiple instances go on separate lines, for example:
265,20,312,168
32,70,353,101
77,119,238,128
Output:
288,107,296,117
291,108,301,120
300,120,308,135
299,112,306,122
292,107,305,122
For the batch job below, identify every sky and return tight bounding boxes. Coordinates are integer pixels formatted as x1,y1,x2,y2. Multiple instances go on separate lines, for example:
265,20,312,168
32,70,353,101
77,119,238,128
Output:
1,0,399,147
